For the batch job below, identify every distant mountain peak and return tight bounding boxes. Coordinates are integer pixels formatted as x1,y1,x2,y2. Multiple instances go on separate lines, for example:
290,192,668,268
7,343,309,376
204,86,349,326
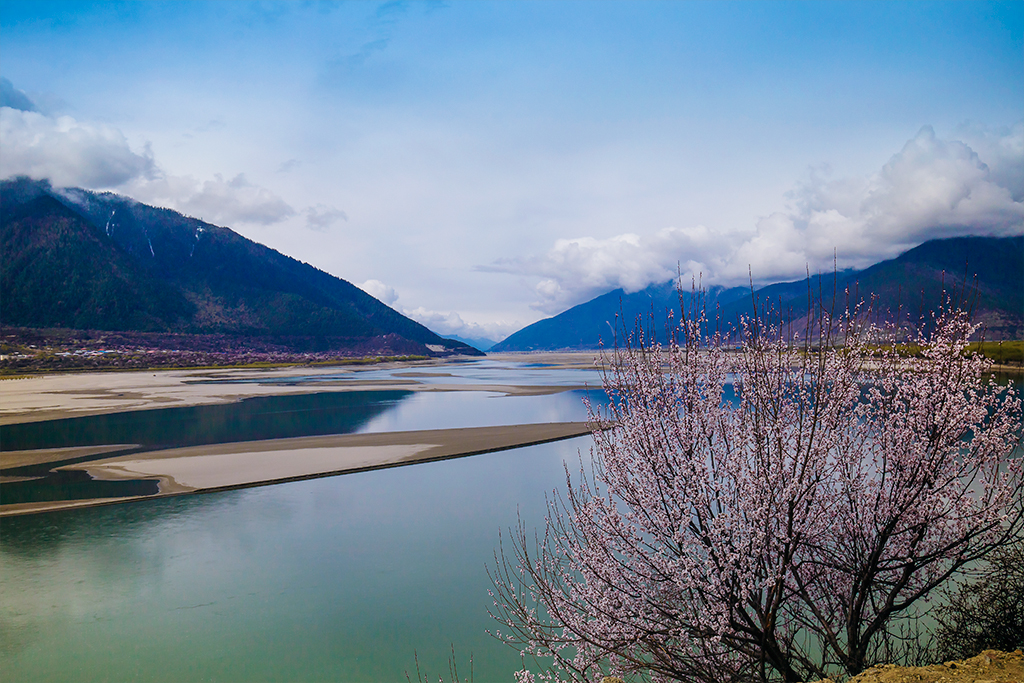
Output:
1,177,482,356
493,235,1023,351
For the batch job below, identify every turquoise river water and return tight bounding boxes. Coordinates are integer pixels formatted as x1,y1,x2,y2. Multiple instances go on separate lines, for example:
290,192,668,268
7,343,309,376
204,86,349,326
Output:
3,361,1019,683
1,361,607,682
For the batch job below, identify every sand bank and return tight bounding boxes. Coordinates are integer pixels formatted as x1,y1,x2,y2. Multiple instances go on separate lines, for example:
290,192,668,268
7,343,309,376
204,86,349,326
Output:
61,444,433,492
0,366,410,425
485,352,602,369
1,421,596,517
0,355,601,426
0,443,140,469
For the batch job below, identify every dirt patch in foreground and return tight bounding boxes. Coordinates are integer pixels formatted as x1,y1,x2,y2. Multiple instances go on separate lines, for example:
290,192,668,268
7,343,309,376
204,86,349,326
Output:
811,649,1023,683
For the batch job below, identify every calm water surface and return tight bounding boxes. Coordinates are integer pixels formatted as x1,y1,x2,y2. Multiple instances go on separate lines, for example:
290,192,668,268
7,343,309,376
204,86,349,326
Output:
2,362,1017,681
1,362,602,682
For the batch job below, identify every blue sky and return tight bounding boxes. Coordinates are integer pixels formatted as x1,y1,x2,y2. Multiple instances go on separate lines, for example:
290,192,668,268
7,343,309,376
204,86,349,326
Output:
2,1,1022,341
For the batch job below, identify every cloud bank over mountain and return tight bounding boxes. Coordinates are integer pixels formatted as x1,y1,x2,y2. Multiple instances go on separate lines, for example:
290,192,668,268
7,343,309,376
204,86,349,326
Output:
2,2,1021,332
6,75,1019,324
124,173,297,227
0,84,341,232
487,227,724,315
731,125,1023,278
495,125,1024,313
0,107,157,189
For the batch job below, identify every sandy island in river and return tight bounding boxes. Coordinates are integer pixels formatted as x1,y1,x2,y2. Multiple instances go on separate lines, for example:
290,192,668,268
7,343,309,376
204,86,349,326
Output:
0,354,604,517
0,352,602,426
0,422,596,517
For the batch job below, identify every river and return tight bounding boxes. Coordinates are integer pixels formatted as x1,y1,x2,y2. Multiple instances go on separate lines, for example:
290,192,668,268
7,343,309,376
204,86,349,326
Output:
1,360,605,682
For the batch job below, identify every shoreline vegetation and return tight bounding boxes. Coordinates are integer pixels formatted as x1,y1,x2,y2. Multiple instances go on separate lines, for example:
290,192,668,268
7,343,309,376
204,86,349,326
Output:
0,354,434,379
2,322,1020,378
885,339,1024,369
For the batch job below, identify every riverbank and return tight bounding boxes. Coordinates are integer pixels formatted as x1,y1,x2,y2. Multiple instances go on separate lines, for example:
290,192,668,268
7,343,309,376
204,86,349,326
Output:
0,327,482,375
810,649,1023,683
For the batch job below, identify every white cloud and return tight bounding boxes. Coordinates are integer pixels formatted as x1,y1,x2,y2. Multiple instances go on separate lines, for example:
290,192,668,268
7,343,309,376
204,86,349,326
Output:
950,122,1023,203
358,279,399,306
744,124,1024,276
488,226,729,313
0,107,156,188
126,172,296,227
304,203,348,231
402,306,517,343
358,279,515,341
1,100,299,228
496,125,1024,313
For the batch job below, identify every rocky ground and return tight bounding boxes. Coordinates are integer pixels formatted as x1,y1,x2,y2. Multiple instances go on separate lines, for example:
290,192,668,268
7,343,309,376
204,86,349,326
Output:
811,650,1024,683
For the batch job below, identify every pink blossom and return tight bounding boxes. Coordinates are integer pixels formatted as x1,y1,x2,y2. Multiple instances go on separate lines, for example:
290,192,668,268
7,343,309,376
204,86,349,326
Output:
491,296,1022,683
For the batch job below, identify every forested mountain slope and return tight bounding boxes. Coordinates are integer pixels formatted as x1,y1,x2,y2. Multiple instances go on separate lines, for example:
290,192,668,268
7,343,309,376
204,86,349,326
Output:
494,235,1023,351
1,177,480,356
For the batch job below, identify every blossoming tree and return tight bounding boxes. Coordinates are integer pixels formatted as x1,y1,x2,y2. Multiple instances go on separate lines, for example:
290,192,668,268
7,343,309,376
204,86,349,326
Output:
491,297,1022,683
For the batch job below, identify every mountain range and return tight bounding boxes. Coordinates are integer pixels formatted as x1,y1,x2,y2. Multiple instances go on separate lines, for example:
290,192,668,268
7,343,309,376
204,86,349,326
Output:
493,235,1023,351
3,177,1020,357
0,177,480,356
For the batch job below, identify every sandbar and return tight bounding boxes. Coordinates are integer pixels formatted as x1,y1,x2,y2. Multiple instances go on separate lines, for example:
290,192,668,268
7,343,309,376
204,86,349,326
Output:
1,421,598,517
485,352,603,369
0,354,602,426
1,444,140,469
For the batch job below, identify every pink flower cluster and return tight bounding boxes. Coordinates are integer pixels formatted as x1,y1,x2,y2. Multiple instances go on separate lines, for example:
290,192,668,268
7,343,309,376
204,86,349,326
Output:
491,302,1022,683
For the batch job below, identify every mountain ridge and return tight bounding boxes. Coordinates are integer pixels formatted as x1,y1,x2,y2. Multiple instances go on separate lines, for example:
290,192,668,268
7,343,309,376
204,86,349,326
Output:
1,177,481,356
493,235,1024,351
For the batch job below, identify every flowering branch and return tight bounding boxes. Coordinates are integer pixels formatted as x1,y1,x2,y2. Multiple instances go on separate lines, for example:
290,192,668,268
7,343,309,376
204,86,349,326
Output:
491,291,1022,683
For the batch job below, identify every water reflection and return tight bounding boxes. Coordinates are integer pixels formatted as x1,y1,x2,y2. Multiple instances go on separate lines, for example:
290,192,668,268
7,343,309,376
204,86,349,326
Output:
0,362,606,681
190,358,605,389
0,469,162,505
1,390,416,504
356,388,601,433
0,390,415,453
1,435,593,682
